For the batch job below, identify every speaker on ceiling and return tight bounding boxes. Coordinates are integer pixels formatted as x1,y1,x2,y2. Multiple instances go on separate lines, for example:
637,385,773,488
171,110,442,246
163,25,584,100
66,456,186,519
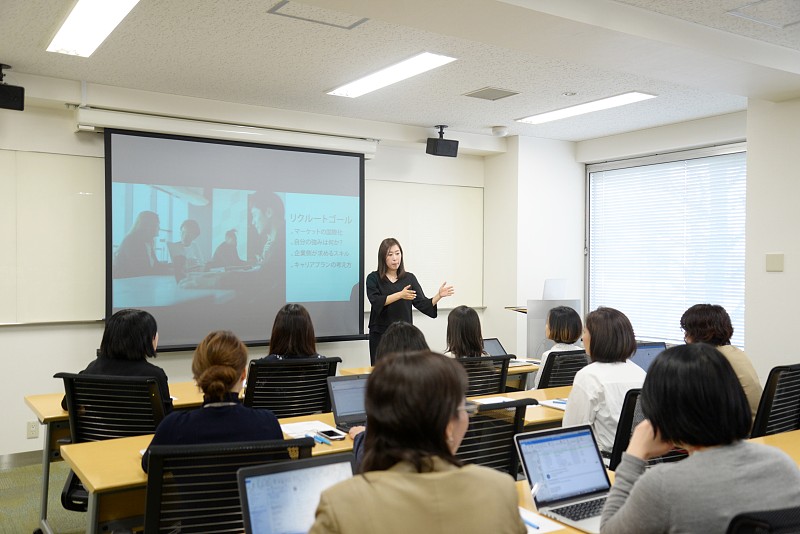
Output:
425,125,458,157
0,64,24,111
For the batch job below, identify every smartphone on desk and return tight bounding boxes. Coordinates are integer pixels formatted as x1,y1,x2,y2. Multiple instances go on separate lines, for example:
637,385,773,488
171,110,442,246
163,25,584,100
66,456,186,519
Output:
318,429,347,441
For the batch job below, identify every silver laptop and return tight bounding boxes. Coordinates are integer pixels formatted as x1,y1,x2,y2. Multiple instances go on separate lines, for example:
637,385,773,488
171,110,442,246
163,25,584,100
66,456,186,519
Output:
483,337,507,356
327,374,369,431
515,425,611,533
237,454,354,534
630,341,666,372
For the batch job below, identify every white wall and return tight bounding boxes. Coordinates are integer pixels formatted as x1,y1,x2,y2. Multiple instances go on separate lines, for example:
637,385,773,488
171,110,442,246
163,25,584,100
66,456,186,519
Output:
0,105,492,455
744,97,800,382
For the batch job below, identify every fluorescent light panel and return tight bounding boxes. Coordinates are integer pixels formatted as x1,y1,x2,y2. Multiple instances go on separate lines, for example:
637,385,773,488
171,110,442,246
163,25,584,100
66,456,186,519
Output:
47,0,140,57
517,92,656,124
328,52,456,98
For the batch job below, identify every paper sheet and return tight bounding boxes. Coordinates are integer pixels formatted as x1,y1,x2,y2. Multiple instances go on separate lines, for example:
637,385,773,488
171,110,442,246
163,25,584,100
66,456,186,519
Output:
472,396,516,404
538,399,568,411
519,507,564,533
281,421,336,438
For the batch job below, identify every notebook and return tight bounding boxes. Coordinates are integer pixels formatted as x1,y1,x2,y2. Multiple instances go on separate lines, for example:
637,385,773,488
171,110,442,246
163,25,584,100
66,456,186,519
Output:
630,341,667,372
515,425,612,533
237,454,354,534
327,374,369,431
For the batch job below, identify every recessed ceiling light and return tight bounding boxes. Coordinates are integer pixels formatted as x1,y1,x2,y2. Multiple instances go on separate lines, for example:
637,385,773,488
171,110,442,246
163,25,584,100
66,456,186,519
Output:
47,0,140,57
328,52,456,98
517,92,656,124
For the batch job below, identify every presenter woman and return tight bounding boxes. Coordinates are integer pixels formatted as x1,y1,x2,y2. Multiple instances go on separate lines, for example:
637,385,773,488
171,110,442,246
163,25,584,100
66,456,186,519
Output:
366,238,454,365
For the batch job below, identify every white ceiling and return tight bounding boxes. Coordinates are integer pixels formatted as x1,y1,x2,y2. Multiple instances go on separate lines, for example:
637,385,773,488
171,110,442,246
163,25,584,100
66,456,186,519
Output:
1,0,799,142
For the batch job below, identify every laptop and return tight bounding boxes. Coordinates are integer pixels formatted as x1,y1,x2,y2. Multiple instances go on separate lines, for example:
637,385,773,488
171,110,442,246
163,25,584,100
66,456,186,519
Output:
483,337,507,356
630,341,667,372
515,425,612,533
327,374,369,431
238,454,354,534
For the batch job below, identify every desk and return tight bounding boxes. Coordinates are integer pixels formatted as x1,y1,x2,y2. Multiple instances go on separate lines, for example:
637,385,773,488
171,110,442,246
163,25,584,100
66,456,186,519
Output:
60,412,352,534
340,362,541,391
750,429,800,465
112,275,236,308
24,381,204,534
471,386,571,429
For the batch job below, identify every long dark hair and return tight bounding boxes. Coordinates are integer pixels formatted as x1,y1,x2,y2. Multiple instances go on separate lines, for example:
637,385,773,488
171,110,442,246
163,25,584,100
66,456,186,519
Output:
99,309,158,361
268,303,317,357
361,351,467,473
446,305,485,357
377,237,406,281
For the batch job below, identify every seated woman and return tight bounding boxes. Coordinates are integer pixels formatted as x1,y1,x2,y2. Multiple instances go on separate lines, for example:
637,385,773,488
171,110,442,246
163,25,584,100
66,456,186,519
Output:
680,303,762,421
310,351,525,534
445,305,487,358
62,308,172,414
562,307,645,454
532,306,583,388
142,330,282,471
600,343,800,533
350,321,430,466
258,303,324,361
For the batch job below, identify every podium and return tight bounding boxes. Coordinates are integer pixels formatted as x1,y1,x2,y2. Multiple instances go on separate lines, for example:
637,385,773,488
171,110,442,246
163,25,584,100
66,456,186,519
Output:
507,299,581,358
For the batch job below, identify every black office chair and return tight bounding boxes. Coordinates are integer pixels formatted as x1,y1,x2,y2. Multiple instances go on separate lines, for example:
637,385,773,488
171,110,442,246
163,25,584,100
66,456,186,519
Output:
750,363,800,438
456,398,537,475
143,438,314,534
608,388,687,471
536,350,590,389
727,505,800,533
243,357,341,417
456,355,513,396
54,372,166,512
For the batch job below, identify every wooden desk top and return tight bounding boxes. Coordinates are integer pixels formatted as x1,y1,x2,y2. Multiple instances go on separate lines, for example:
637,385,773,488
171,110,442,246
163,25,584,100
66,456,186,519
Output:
750,429,800,465
470,386,571,427
60,412,353,494
340,362,540,377
25,381,206,424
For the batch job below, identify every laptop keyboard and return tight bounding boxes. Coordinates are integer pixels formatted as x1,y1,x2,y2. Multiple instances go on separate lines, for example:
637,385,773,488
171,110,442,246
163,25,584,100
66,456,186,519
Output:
552,497,606,521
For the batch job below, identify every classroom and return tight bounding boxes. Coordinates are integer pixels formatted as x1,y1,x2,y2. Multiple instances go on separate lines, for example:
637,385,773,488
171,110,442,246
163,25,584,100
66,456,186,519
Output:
1,0,799,492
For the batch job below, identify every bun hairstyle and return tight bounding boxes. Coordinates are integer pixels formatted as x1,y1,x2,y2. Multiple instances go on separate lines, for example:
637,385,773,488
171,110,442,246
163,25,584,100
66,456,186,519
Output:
192,330,248,402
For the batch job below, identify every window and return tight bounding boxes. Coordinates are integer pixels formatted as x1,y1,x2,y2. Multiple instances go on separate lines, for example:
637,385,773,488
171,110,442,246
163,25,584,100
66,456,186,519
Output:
587,146,746,347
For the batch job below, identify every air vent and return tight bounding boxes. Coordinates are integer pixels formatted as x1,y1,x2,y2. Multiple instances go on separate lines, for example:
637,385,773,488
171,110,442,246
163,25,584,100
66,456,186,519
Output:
463,87,519,101
727,0,800,29
268,1,368,30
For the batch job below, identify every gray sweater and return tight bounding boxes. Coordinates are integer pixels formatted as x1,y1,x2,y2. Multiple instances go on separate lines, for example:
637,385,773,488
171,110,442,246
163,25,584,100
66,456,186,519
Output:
601,441,800,533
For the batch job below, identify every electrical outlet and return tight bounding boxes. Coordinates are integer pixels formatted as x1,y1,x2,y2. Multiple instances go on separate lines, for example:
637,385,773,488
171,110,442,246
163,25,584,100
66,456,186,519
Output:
26,421,39,439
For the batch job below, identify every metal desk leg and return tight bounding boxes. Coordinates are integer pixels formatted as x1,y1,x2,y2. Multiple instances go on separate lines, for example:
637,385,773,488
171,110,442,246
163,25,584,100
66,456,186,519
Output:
38,422,54,534
86,491,99,534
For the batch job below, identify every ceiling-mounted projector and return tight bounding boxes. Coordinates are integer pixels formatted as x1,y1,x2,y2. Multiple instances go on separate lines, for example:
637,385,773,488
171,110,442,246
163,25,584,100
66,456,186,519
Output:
426,124,458,157
0,63,24,111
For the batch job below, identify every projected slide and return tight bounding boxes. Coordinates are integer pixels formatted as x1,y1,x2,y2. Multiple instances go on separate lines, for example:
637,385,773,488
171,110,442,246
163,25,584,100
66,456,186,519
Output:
107,131,363,349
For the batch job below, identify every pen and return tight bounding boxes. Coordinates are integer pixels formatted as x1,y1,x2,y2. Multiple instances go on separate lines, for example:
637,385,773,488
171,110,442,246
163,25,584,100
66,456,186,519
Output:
305,432,331,446
313,431,332,445
522,517,540,530
552,399,567,404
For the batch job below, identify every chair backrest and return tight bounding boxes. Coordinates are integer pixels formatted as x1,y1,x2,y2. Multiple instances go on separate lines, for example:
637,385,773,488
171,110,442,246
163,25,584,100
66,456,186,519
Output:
456,398,537,475
537,350,590,388
727,505,800,534
608,388,687,471
242,357,342,418
144,438,314,534
54,372,166,443
456,355,512,396
751,363,800,438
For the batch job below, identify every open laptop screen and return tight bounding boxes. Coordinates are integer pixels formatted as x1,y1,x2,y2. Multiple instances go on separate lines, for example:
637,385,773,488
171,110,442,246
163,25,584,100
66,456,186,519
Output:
516,426,610,506
630,341,667,372
328,375,368,419
483,338,507,356
238,454,354,534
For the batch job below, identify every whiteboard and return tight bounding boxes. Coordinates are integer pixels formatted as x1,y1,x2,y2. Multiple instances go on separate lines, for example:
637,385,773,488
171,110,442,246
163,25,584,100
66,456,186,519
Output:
1,150,105,324
364,180,483,308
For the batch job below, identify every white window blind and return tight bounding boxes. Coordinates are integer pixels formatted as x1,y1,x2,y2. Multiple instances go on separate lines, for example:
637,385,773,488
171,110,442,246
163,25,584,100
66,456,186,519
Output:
588,149,746,347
